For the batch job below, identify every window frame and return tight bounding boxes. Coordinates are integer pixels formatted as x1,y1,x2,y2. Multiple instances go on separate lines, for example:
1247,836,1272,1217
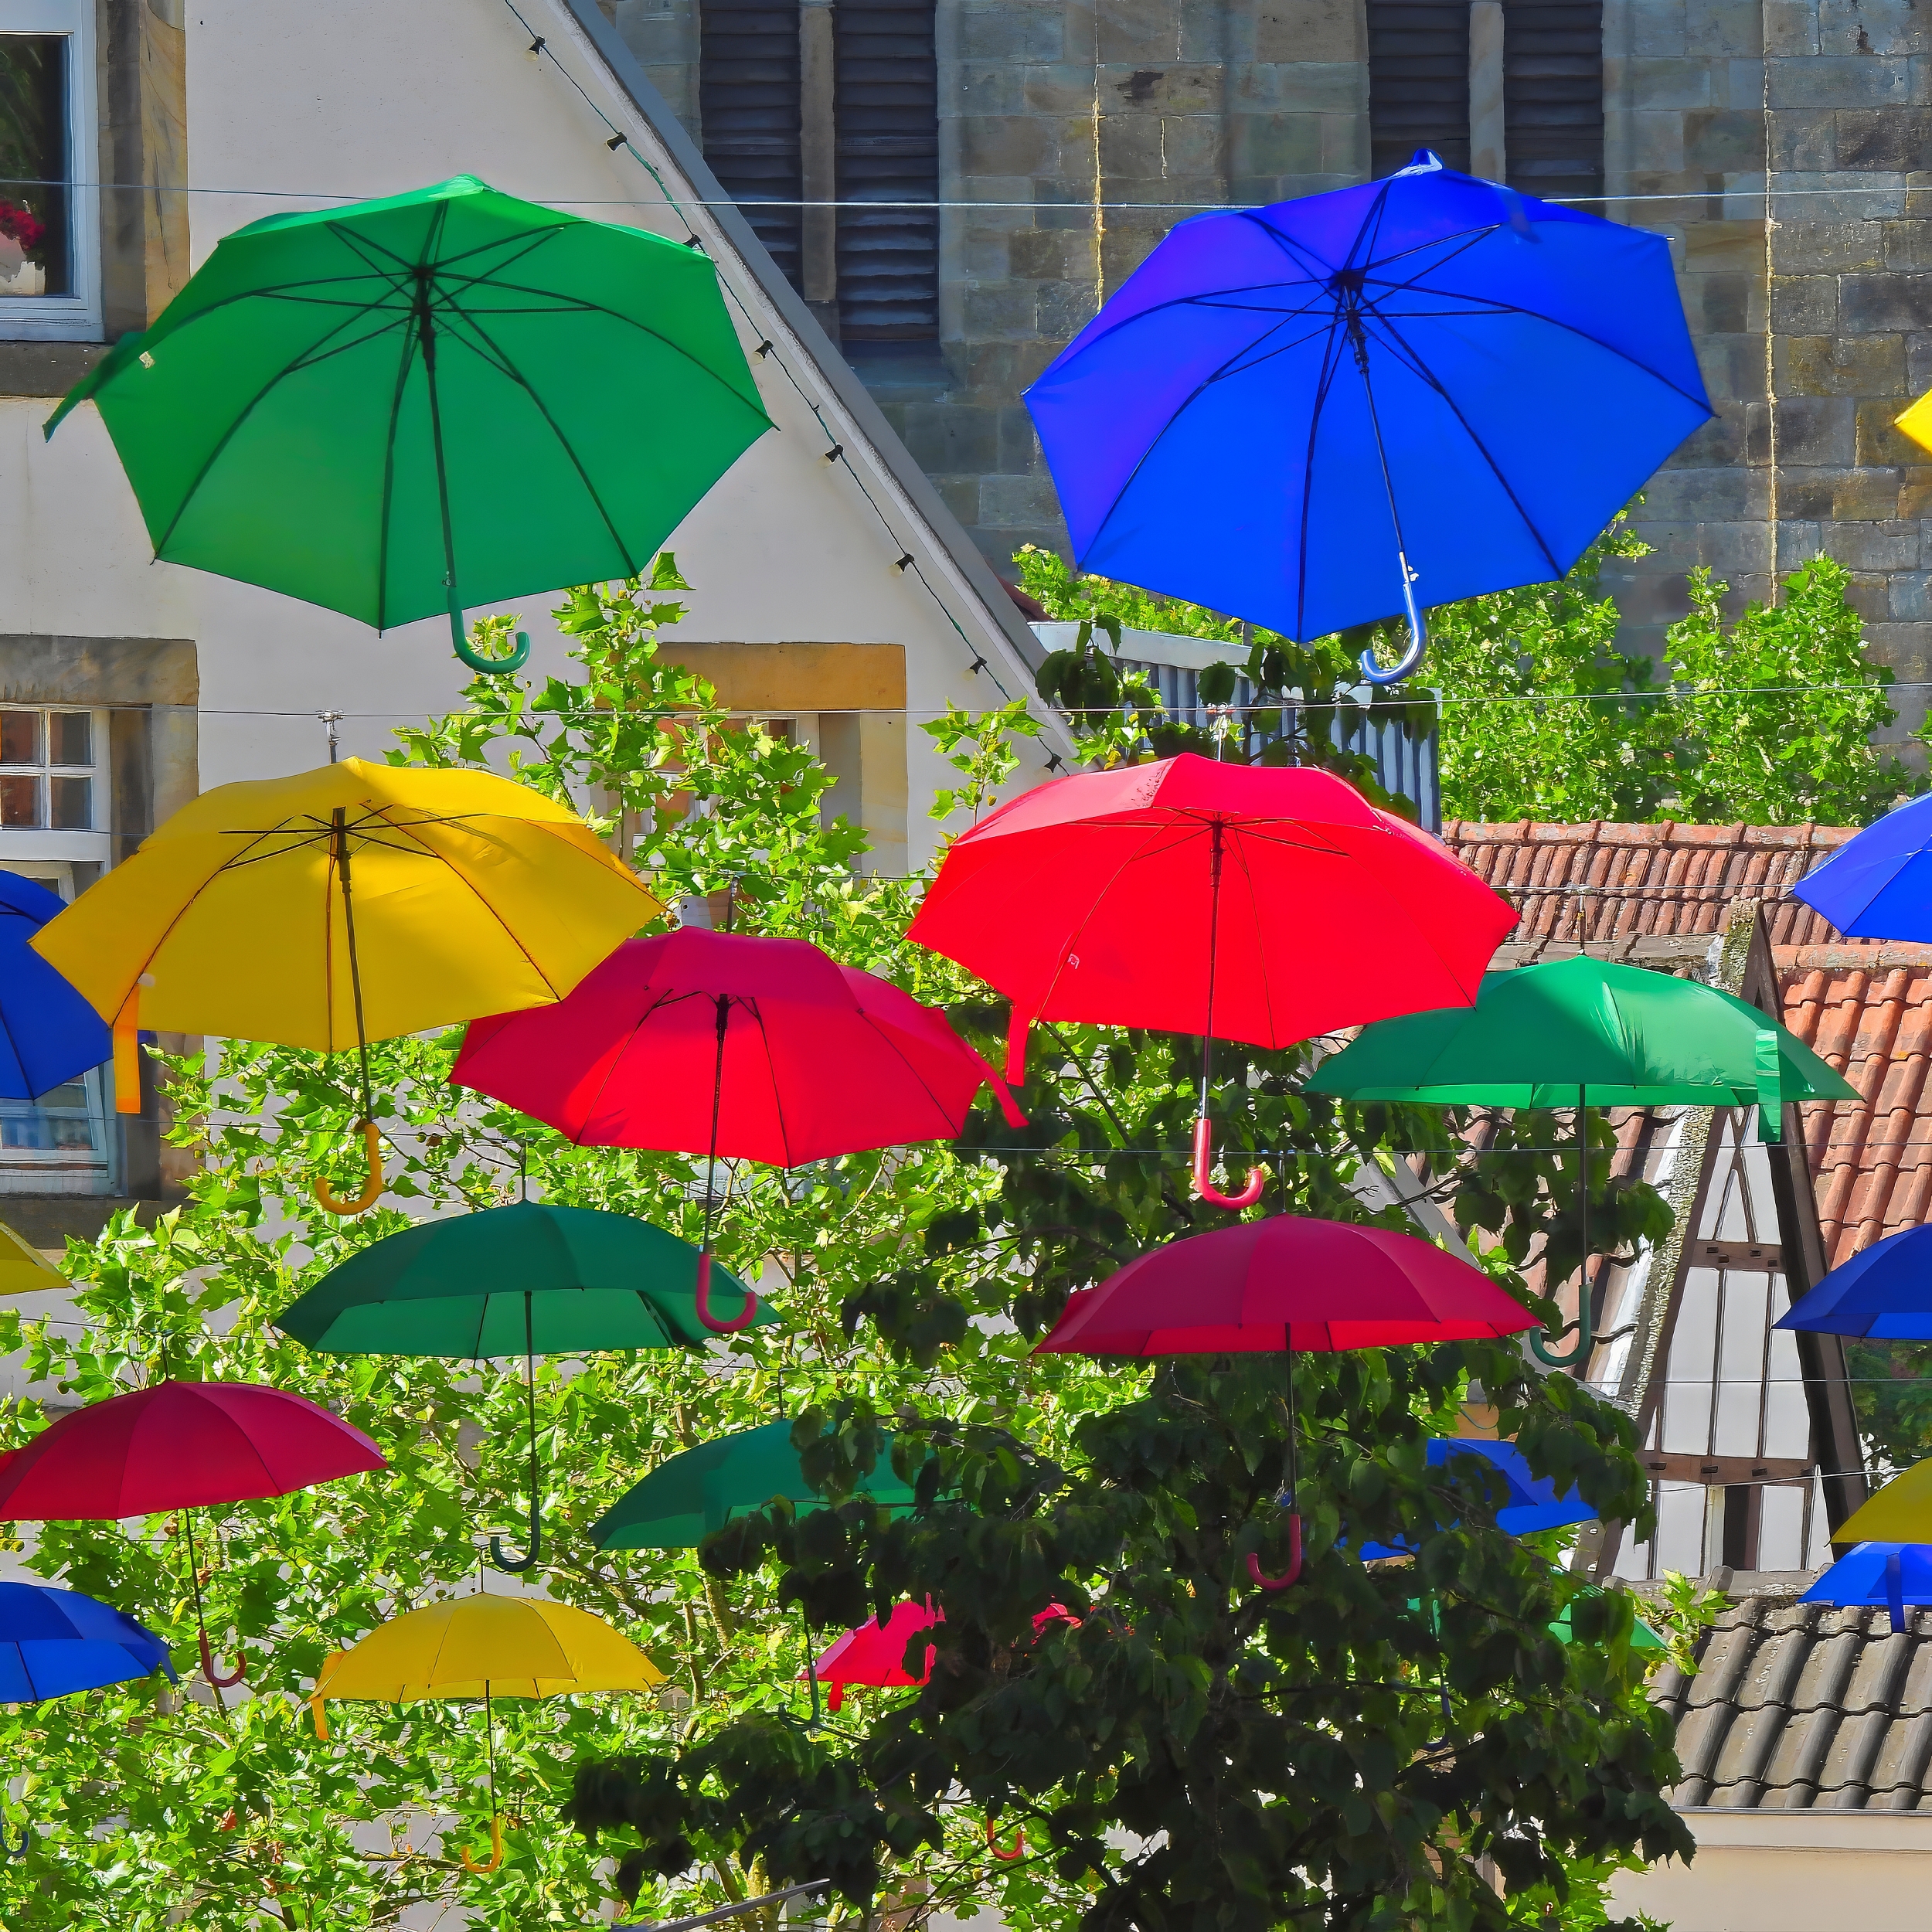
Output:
0,703,111,861
0,0,102,342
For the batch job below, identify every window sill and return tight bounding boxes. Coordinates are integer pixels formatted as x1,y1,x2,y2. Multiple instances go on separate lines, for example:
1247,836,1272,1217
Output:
0,338,111,399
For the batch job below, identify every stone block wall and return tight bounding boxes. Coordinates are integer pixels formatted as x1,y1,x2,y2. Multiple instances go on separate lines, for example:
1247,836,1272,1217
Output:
616,0,1932,735
1603,0,1932,739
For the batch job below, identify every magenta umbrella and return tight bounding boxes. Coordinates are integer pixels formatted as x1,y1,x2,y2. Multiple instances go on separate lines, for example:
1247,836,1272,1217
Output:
1036,1217,1536,1590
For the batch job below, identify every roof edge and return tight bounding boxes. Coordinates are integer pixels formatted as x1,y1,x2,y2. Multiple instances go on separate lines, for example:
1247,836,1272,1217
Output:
551,0,1057,702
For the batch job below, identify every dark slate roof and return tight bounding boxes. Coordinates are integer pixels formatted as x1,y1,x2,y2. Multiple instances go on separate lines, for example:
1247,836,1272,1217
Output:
1652,1592,1932,1810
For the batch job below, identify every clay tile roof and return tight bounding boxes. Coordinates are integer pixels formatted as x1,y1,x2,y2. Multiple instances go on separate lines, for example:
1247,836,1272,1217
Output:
1443,819,1851,954
1656,1596,1932,1810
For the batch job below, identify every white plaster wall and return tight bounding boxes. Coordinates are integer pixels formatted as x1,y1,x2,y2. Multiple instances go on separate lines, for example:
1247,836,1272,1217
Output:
1,0,1054,862
1609,1812,1932,1931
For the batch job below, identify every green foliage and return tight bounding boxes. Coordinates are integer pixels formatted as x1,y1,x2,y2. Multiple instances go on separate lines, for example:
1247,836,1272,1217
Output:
1842,1339,1932,1474
1665,558,1913,826
1020,528,1917,832
1645,1572,1726,1681
0,568,1687,1931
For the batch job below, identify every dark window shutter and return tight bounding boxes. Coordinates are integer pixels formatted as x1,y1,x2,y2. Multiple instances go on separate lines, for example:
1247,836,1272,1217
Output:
1366,0,1471,179
699,0,803,287
834,0,938,342
1503,0,1603,202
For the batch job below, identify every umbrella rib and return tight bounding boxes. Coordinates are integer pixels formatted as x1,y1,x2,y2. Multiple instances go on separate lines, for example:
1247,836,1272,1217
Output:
572,986,682,1144
1032,270,1328,372
1355,304,1565,576
435,304,646,577
1293,313,1355,641
385,815,568,1001
148,298,396,557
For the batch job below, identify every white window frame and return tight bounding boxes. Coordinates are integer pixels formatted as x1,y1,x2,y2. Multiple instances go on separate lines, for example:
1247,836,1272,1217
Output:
0,0,101,342
0,704,111,864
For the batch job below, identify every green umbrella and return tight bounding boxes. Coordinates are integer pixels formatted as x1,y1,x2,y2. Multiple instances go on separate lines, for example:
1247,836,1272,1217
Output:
590,1420,916,1552
46,175,770,674
1306,955,1856,1366
275,1201,774,1573
1549,1591,1665,1652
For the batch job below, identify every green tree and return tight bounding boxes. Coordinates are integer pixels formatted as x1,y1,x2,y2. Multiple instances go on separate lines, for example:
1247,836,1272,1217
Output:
1663,557,1913,825
0,571,1682,1932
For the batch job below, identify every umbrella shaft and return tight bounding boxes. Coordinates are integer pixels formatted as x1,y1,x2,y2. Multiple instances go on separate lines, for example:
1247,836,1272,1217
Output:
412,267,466,648
332,809,374,1119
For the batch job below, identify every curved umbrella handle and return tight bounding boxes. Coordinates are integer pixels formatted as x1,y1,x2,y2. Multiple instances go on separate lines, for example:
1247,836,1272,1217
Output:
0,1816,29,1862
1192,1117,1267,1211
459,1815,505,1874
312,1121,384,1216
1359,558,1428,686
694,1250,758,1334
1247,1512,1303,1591
490,1490,541,1574
1529,1287,1594,1370
450,594,532,677
987,1818,1025,1862
199,1629,248,1689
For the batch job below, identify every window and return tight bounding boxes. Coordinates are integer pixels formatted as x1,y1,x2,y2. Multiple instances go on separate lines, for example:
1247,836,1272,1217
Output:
699,0,938,347
1367,0,1471,179
1368,0,1603,196
0,706,97,832
0,1,99,338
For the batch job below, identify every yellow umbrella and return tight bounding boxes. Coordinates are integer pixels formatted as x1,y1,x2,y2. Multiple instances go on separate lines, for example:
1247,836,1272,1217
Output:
312,1592,664,1872
1899,389,1932,456
32,759,658,1213
1834,1457,1932,1545
0,1219,62,1297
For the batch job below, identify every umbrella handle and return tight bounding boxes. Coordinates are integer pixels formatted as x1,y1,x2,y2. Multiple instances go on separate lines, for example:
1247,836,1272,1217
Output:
1192,1117,1267,1210
312,1121,384,1216
0,1816,28,1862
1358,557,1428,686
489,1514,541,1574
452,617,532,678
987,1818,1025,1862
459,1815,505,1874
1247,1512,1303,1591
199,1630,248,1689
694,1250,758,1334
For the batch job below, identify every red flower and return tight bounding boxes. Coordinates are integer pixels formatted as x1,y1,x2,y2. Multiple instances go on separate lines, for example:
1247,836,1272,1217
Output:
0,199,47,253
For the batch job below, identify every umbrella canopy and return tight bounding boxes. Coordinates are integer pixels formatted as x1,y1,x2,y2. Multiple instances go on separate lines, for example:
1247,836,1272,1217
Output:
1350,1438,1596,1559
46,175,770,671
0,872,110,1100
0,1219,61,1298
1834,1461,1932,1547
1776,1225,1932,1339
907,753,1514,1081
1548,1589,1665,1652
312,1594,663,1709
31,760,658,1056
0,1379,386,1519
0,1581,177,1702
274,1200,772,1575
1789,793,1932,942
810,1599,941,1711
1304,954,1855,1134
274,1202,770,1355
1025,150,1709,684
1803,1541,1932,1632
1033,1216,1537,1355
451,929,1025,1164
591,1420,917,1551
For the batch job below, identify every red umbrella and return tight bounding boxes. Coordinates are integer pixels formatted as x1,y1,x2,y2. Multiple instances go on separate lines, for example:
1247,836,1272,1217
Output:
451,930,1025,1331
0,1380,386,1687
907,754,1514,1208
1036,1217,1534,1590
808,1598,942,1711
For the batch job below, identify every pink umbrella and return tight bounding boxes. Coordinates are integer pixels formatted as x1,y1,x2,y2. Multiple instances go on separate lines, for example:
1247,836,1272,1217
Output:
808,1599,942,1712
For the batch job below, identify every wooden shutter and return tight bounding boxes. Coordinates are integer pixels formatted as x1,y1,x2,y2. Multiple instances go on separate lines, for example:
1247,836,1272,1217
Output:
699,0,803,287
1503,0,1604,202
1366,0,1471,179
833,0,938,342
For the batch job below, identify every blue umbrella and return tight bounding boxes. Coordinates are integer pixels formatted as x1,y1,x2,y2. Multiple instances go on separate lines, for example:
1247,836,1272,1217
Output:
1790,794,1932,940
0,872,111,1100
1025,151,1711,684
1801,1542,1932,1634
0,1580,175,1859
1352,1437,1596,1560
0,1580,175,1702
1776,1226,1932,1338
